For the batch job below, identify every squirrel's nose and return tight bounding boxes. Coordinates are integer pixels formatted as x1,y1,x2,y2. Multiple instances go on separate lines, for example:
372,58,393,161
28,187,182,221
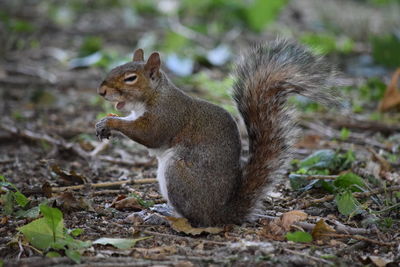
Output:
98,85,107,97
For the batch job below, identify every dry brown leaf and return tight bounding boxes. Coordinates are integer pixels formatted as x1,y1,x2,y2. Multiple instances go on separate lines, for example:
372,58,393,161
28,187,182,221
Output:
311,219,336,241
295,134,322,149
111,195,142,211
135,245,177,255
281,210,308,231
51,165,87,185
368,147,391,172
166,217,223,236
41,182,53,198
261,210,308,240
0,216,8,225
368,256,392,267
378,68,400,111
56,191,95,212
360,255,393,267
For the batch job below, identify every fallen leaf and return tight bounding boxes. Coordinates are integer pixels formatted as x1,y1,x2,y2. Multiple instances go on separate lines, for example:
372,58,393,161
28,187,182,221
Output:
93,236,152,249
42,182,52,198
111,195,142,211
51,165,87,185
378,68,400,111
135,245,177,255
368,256,392,267
311,219,335,241
367,148,391,172
261,210,308,240
295,134,322,149
166,217,223,236
56,192,95,212
0,216,8,225
285,231,313,243
360,255,394,267
281,210,308,231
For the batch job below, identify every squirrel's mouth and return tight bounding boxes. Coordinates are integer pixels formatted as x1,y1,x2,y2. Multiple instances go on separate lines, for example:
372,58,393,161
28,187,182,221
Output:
115,102,126,110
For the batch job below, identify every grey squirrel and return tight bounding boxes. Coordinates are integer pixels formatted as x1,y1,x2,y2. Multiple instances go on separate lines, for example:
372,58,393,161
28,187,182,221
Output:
95,38,339,226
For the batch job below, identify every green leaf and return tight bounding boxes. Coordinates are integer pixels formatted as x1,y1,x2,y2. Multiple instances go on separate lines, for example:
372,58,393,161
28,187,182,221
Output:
79,36,103,57
339,128,350,141
93,236,152,249
289,174,310,190
18,218,64,250
15,206,40,219
62,234,92,250
14,191,29,207
39,204,63,242
335,191,361,216
69,228,84,237
245,0,288,32
300,33,354,55
285,231,313,243
0,259,3,267
2,191,14,215
334,173,365,192
164,31,190,53
359,78,386,101
372,34,400,67
299,150,336,171
129,193,155,208
46,251,61,258
65,249,81,264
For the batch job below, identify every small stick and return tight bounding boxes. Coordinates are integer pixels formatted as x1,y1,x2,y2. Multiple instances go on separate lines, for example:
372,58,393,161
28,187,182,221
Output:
295,174,339,181
321,233,396,247
99,155,156,167
256,215,371,235
51,178,157,192
142,230,228,245
283,248,334,265
302,185,400,208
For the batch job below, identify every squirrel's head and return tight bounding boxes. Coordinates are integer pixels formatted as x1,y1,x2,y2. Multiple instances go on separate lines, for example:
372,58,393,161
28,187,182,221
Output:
98,48,161,111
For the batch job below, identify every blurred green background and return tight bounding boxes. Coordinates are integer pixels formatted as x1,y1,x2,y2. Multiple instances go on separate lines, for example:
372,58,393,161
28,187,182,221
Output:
1,0,400,117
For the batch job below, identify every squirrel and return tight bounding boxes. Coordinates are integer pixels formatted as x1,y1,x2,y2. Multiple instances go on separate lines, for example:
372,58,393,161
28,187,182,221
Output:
95,38,339,226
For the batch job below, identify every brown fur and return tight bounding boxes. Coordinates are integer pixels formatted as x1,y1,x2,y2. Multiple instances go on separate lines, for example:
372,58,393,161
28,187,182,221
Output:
96,39,339,226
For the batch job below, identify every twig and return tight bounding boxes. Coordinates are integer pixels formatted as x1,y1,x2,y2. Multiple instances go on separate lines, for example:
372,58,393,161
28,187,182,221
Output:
90,140,109,156
301,121,390,150
255,215,371,235
301,185,400,208
321,233,396,247
295,174,339,181
98,155,156,167
142,230,227,245
0,122,155,169
301,114,400,135
91,189,123,196
328,220,371,235
0,122,90,160
51,178,157,192
283,248,334,265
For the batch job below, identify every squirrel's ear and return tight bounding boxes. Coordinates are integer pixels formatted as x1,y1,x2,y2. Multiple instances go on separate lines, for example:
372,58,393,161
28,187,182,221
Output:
132,48,144,62
145,52,161,78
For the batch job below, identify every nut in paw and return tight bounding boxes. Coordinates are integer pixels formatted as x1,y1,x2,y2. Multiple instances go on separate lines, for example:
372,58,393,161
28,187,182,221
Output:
95,118,111,140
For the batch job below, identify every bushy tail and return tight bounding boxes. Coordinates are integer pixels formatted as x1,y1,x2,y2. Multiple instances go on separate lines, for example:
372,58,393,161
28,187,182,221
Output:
231,38,340,220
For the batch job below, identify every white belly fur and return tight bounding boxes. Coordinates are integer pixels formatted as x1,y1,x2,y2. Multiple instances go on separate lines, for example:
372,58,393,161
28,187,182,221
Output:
148,148,174,203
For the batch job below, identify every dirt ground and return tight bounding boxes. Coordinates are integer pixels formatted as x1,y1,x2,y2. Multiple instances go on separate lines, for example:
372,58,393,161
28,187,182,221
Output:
1,0,399,266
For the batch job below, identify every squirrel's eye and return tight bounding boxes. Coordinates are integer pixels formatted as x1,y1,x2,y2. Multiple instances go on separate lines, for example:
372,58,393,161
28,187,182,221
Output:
124,75,137,83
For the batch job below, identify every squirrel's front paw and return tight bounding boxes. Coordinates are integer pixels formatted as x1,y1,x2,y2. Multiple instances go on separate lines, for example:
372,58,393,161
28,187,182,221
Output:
95,118,111,140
